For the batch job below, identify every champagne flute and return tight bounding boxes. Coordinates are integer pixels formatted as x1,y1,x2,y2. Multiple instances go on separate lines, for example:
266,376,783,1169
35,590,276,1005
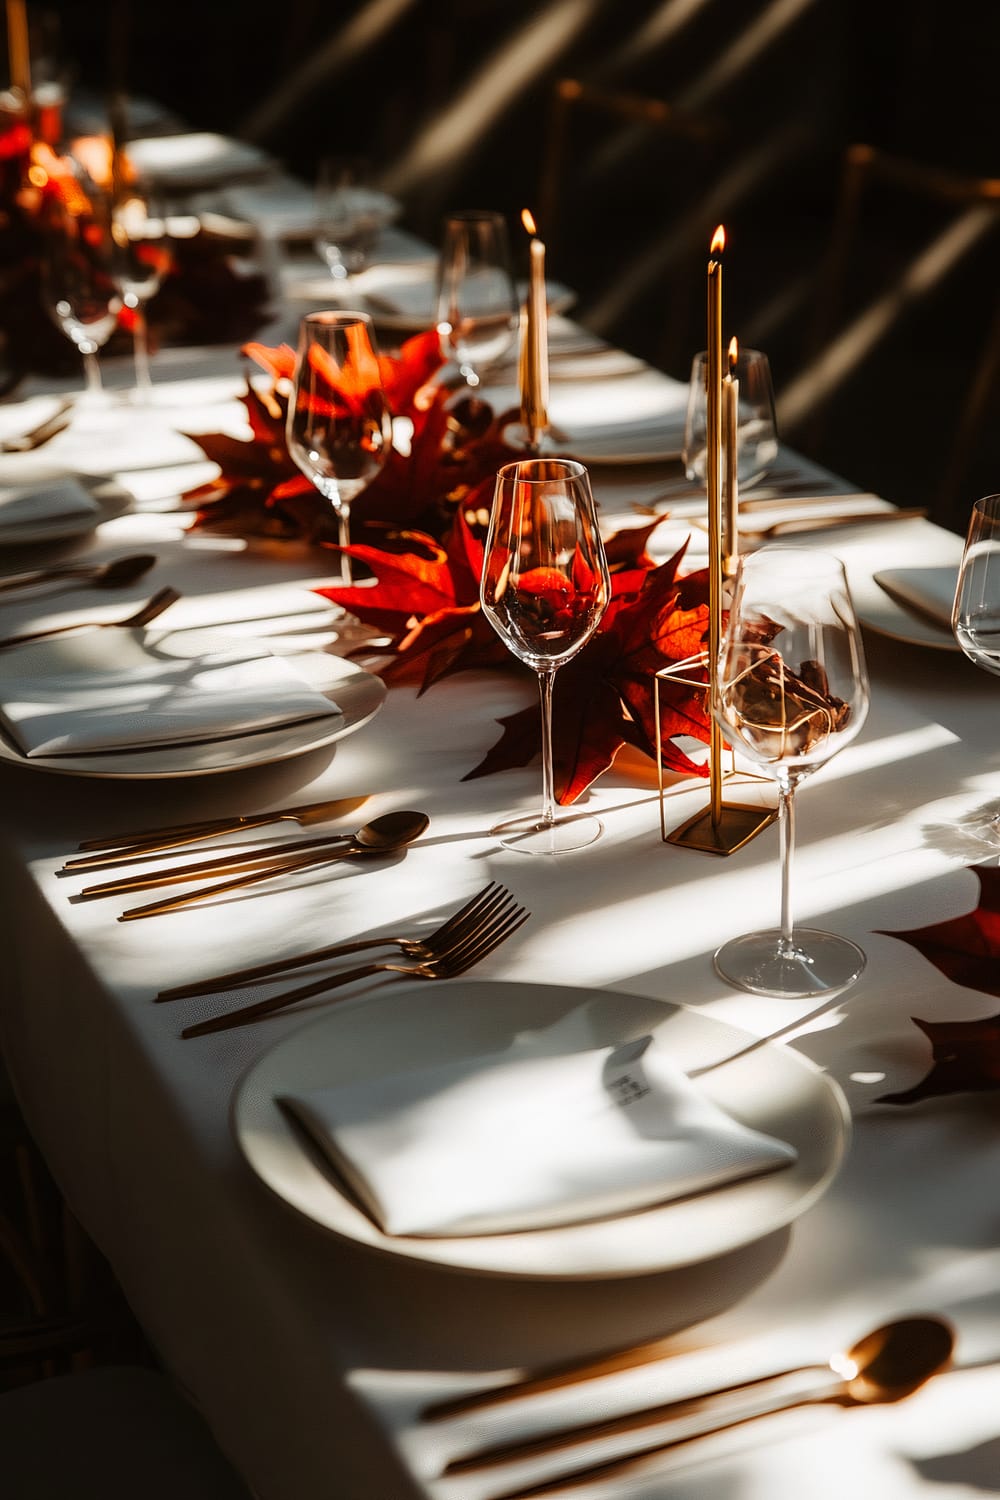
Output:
285,311,392,585
481,458,611,854
713,548,870,997
435,210,519,389
111,182,171,400
39,175,121,400
952,492,1000,845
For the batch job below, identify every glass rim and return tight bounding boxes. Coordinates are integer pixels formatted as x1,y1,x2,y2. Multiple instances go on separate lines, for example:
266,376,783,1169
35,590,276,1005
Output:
495,457,590,485
300,309,374,329
736,545,849,579
442,208,506,225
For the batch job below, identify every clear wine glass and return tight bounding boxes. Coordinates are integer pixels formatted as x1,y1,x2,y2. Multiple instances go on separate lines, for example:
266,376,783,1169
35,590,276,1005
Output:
713,547,870,996
285,311,393,585
110,182,171,400
481,457,611,854
435,210,519,389
314,156,381,282
952,492,1000,846
39,175,121,400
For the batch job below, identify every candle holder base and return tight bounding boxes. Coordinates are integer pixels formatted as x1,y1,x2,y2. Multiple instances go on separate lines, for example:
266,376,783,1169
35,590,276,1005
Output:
665,800,777,855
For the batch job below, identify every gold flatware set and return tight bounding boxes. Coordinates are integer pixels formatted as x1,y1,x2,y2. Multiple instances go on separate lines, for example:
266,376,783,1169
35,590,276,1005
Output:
427,1315,954,1498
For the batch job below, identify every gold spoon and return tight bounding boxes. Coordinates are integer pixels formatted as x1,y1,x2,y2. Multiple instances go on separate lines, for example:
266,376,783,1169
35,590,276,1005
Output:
118,810,430,922
444,1315,955,1494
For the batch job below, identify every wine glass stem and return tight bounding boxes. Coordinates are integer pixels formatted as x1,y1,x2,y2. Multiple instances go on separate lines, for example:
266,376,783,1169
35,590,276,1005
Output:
82,350,102,396
538,667,557,829
777,772,796,956
337,501,353,586
133,311,152,395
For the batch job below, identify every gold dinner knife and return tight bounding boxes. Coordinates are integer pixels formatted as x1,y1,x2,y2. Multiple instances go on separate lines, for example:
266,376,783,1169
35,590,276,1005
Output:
66,795,368,870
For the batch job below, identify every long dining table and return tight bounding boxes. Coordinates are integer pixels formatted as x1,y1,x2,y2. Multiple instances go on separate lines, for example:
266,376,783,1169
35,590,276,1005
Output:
1,160,1000,1500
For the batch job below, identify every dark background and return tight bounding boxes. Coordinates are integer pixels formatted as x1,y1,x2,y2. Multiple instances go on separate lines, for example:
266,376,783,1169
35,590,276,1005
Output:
22,0,1000,532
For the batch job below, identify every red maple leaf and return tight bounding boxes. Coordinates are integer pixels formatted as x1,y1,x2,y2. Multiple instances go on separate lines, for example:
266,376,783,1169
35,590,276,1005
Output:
464,540,712,802
182,332,453,543
316,494,510,691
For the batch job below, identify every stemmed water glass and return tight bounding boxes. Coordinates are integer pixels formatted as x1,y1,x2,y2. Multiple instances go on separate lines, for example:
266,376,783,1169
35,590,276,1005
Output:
435,210,519,389
952,492,1000,845
713,547,870,996
285,311,393,585
110,183,171,400
39,175,121,400
481,458,611,854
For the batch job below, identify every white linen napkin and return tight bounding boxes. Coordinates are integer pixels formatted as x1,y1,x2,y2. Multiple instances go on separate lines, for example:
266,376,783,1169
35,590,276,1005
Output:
873,567,959,629
0,476,99,530
0,629,342,757
279,1032,797,1238
126,133,272,189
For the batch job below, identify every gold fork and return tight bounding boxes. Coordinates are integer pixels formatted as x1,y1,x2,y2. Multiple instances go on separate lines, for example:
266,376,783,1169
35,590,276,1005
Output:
156,882,519,1000
181,901,530,1038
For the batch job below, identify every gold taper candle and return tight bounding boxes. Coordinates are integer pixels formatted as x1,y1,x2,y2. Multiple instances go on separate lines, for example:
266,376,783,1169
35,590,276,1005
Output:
520,208,549,448
723,335,739,578
707,225,725,826
6,0,30,98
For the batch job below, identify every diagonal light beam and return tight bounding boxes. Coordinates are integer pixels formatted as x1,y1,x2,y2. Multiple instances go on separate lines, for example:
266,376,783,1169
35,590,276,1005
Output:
380,0,598,196
679,0,818,111
240,0,417,143
584,117,813,334
777,205,998,431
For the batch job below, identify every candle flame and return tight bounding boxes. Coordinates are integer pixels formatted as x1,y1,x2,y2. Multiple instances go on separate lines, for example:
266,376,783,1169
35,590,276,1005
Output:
710,224,726,255
521,208,537,236
728,336,739,367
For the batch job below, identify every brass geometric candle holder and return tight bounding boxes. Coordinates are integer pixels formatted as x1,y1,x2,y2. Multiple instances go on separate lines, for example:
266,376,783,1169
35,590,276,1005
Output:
655,653,776,854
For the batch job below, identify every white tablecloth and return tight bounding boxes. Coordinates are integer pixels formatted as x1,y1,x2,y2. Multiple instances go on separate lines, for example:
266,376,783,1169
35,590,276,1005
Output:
0,223,998,1500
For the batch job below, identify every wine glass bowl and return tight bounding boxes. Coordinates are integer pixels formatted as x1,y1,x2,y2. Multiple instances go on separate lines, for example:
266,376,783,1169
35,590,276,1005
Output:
481,458,611,854
952,492,1000,844
713,548,870,997
111,184,171,398
40,175,121,398
435,210,519,389
285,311,392,585
684,346,778,490
314,157,397,281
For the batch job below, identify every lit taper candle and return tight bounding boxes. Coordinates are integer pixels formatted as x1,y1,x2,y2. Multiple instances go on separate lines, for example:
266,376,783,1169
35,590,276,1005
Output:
707,225,725,826
6,0,30,98
519,208,549,450
723,335,739,577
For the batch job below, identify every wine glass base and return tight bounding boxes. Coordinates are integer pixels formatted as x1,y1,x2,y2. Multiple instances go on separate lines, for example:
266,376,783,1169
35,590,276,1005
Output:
714,927,866,999
492,812,603,855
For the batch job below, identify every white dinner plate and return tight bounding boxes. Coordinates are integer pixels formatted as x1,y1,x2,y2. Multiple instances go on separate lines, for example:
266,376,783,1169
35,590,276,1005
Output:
0,479,132,548
850,566,962,652
0,639,385,779
232,981,850,1280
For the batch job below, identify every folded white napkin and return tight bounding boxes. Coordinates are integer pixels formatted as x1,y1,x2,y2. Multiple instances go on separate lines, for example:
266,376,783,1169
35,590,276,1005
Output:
873,567,959,629
126,133,271,189
280,1032,796,1238
0,629,342,757
0,477,99,530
